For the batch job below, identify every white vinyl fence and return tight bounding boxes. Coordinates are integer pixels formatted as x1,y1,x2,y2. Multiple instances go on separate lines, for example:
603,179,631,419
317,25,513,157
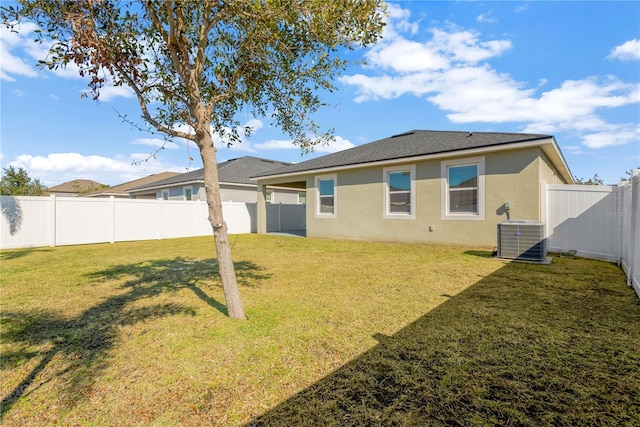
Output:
543,171,640,297
0,195,258,249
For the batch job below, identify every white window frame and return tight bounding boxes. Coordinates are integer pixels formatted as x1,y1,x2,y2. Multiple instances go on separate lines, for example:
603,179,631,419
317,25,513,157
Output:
441,156,485,221
315,174,337,218
383,165,416,220
266,190,273,204
161,189,169,200
183,186,193,201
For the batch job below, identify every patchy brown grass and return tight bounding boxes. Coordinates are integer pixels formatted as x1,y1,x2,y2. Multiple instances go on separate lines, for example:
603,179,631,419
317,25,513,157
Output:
1,235,639,426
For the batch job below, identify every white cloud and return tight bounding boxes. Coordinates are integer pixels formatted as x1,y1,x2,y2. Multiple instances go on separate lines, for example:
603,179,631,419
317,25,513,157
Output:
341,5,640,150
254,139,296,150
91,84,135,101
0,21,135,102
245,118,264,133
581,125,640,149
476,11,497,24
7,152,186,186
429,28,512,64
563,145,584,155
608,39,640,61
384,4,420,37
315,136,356,153
0,23,40,80
366,38,449,73
254,135,355,153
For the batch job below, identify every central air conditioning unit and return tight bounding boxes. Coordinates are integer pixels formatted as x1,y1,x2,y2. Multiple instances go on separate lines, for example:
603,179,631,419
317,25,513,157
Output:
497,220,546,262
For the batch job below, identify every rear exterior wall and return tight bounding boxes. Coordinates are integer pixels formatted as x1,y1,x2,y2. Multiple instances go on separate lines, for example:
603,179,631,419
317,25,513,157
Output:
304,148,548,247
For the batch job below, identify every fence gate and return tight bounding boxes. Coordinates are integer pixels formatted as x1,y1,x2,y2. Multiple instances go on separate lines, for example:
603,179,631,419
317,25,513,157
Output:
543,176,639,299
543,184,619,261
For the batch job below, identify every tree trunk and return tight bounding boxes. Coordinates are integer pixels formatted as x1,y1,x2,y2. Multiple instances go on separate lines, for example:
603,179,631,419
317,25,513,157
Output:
197,133,246,320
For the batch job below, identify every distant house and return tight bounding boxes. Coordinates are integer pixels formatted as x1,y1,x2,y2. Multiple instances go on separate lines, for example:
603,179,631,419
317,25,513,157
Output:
253,130,574,247
84,172,180,198
48,179,107,197
127,156,305,204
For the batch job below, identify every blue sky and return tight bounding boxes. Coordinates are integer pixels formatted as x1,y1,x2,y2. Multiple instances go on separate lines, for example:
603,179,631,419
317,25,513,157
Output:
1,1,639,186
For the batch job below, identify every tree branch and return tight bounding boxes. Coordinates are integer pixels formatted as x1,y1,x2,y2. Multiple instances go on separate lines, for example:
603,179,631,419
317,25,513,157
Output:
112,62,195,140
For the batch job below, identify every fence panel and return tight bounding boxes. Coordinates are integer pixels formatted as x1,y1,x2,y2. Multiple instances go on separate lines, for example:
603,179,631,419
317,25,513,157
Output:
114,198,163,242
0,196,51,248
545,184,619,261
544,176,639,299
223,202,257,234
160,200,211,239
55,197,112,246
0,196,261,249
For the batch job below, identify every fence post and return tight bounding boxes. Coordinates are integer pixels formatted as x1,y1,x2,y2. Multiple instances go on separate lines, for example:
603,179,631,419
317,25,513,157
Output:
109,196,116,244
540,181,548,237
49,194,57,247
158,198,163,240
629,170,639,289
616,184,624,265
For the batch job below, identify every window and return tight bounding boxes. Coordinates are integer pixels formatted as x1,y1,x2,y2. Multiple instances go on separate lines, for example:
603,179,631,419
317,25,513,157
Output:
183,186,193,201
266,190,273,204
298,192,306,205
441,157,485,221
383,165,415,219
161,189,169,200
449,165,477,213
315,174,336,218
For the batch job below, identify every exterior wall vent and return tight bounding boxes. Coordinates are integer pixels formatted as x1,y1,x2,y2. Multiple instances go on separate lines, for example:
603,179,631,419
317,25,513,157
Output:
497,220,546,261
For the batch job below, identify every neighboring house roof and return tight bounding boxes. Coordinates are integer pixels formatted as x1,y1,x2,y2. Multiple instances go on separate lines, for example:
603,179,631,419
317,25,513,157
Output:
253,130,573,183
128,156,293,194
48,179,107,195
84,172,181,197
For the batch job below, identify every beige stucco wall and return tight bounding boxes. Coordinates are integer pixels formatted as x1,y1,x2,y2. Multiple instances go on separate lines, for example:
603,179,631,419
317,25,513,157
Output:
538,152,568,185
304,148,549,247
257,147,567,247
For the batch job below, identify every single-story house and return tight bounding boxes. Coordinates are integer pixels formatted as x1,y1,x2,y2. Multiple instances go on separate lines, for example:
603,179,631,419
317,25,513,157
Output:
127,156,306,203
84,172,180,198
47,179,107,196
252,130,573,247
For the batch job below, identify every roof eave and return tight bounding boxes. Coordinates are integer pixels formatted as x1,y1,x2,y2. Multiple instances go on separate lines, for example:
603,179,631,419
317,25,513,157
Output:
127,179,204,194
254,137,574,182
541,136,574,184
127,180,258,194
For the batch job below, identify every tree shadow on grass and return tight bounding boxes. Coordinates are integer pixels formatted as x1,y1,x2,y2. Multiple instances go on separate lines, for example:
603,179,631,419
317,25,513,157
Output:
0,248,53,261
1,257,269,420
247,258,640,426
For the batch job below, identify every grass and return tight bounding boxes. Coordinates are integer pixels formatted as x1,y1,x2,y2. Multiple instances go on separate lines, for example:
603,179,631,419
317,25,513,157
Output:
1,234,639,426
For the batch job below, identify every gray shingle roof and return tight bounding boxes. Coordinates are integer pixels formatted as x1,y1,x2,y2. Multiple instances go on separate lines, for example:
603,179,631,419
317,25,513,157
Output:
129,156,292,192
252,130,554,178
85,172,180,197
48,179,107,194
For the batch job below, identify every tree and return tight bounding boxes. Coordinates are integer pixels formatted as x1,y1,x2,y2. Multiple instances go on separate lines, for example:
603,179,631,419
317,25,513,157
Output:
574,173,604,186
621,167,639,182
0,166,48,196
2,1,386,319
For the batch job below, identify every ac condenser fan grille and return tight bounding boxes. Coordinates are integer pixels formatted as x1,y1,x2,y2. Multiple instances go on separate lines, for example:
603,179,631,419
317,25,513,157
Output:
497,221,546,261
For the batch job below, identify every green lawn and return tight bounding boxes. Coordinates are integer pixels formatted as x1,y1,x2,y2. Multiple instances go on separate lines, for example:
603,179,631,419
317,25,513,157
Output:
1,235,639,426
